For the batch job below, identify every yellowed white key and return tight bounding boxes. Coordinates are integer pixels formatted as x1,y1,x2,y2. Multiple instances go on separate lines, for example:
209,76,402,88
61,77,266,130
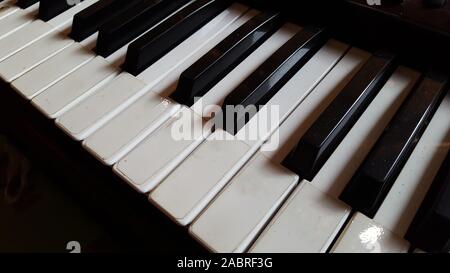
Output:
0,3,38,40
57,6,254,142
115,24,300,193
0,0,98,62
0,0,19,21
151,44,356,228
31,56,118,118
82,4,251,165
0,30,73,82
12,41,96,100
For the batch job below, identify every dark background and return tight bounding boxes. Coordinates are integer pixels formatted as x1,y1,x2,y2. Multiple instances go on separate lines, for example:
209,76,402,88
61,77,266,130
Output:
0,134,119,253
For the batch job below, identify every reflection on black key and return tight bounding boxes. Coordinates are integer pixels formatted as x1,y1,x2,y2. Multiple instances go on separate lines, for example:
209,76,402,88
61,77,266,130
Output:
123,0,232,76
282,51,396,181
170,11,283,106
340,71,448,218
16,0,39,9
39,0,84,21
221,27,328,135
406,149,450,253
70,0,142,42
96,0,190,57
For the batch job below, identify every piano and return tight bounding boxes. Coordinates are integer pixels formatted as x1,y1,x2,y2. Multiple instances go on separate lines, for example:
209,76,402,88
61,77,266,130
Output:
0,0,449,253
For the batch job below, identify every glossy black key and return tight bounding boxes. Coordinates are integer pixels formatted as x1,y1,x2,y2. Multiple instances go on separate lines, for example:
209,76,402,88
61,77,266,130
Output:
282,51,397,180
96,0,190,57
123,0,232,76
405,148,450,253
39,0,84,21
70,0,142,42
340,71,448,218
16,0,39,9
170,11,283,106
221,27,328,135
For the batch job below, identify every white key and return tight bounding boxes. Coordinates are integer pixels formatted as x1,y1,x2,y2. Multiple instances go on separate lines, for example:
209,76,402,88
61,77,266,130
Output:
150,40,348,226
0,30,73,82
11,0,190,102
332,93,450,253
30,0,186,119
373,94,450,236
250,183,350,253
56,73,147,140
0,10,99,84
31,56,117,118
0,0,19,21
0,0,97,62
187,47,369,253
57,5,251,142
190,153,298,253
115,24,300,193
45,0,99,30
0,20,53,62
12,41,95,99
0,3,38,40
332,213,410,253
251,66,421,253
82,4,251,165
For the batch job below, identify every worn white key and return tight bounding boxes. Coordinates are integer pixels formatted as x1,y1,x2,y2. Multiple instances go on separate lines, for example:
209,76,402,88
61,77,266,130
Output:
0,0,18,21
0,31,73,82
45,0,99,30
115,24,300,193
250,183,349,253
150,40,348,226
251,66,421,253
0,0,97,62
56,73,147,140
190,153,298,253
0,6,100,84
332,93,450,253
12,41,96,99
0,20,53,62
82,5,251,165
187,48,369,253
58,5,251,142
0,3,38,40
31,0,183,119
11,0,190,102
31,56,117,118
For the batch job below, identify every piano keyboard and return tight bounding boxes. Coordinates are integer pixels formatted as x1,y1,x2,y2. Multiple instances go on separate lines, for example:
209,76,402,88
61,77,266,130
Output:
0,0,449,253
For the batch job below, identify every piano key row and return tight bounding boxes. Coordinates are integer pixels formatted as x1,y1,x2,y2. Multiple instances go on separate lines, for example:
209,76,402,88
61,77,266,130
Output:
0,0,448,253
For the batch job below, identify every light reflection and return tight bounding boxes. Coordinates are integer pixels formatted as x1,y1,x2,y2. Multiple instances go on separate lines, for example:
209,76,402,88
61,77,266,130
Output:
359,225,384,253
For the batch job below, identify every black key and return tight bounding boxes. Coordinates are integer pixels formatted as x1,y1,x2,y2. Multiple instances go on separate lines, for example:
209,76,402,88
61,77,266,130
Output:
170,11,283,106
96,0,190,57
406,148,450,253
221,27,328,135
123,0,233,76
282,51,397,180
39,0,84,22
70,0,142,42
16,0,39,9
340,71,448,218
